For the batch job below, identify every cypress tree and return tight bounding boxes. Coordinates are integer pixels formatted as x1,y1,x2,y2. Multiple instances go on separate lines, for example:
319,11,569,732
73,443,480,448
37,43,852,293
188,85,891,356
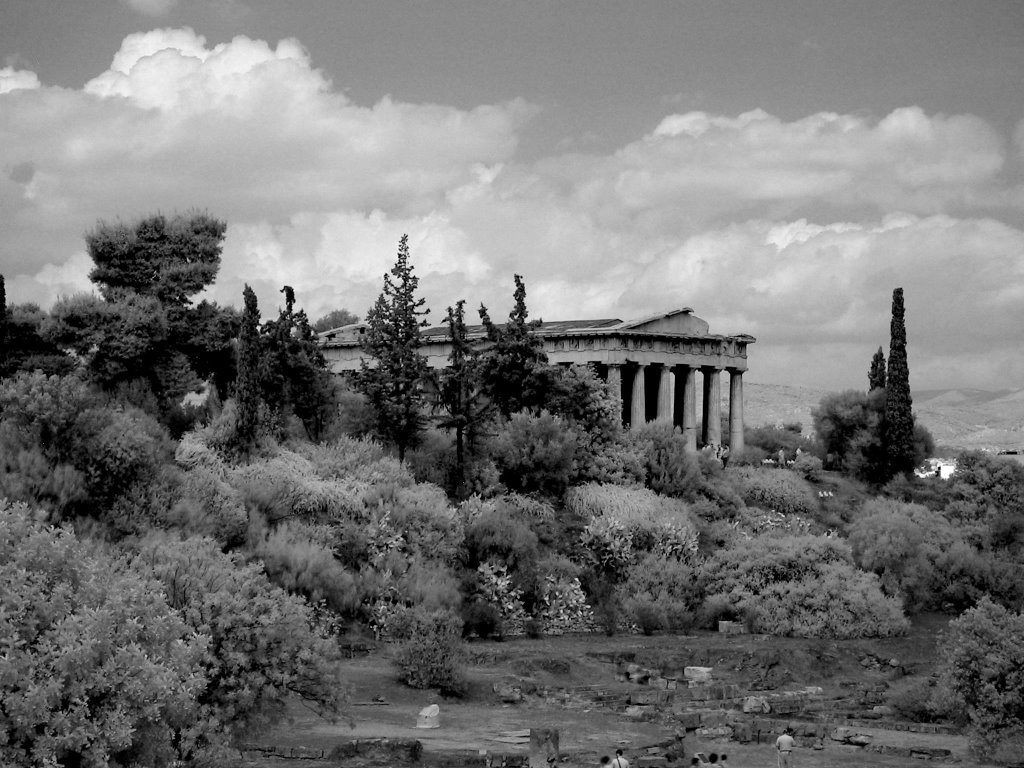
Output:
235,284,262,451
357,234,430,461
868,346,886,391
884,287,916,477
0,274,7,373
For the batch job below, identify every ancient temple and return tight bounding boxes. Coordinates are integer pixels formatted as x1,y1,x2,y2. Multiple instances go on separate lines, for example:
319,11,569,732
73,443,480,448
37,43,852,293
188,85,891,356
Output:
319,308,754,451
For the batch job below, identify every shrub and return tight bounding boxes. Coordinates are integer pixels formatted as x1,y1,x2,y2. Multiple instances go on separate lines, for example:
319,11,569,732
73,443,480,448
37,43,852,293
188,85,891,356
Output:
537,575,596,635
489,411,576,497
729,466,818,517
628,422,702,498
134,534,348,751
939,598,1024,761
252,520,360,615
462,601,503,639
702,534,908,638
390,607,468,696
619,553,702,631
628,597,666,635
166,466,248,545
0,502,203,768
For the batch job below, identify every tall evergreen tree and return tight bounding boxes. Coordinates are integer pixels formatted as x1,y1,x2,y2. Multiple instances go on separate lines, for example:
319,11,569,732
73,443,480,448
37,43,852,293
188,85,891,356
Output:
884,287,916,477
0,274,7,372
436,300,493,494
478,274,551,418
868,346,886,392
235,285,262,451
357,235,430,461
261,286,336,441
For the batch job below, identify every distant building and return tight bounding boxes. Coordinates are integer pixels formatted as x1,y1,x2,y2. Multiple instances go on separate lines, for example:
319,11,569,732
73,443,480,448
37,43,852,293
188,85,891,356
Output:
915,458,958,480
319,307,754,451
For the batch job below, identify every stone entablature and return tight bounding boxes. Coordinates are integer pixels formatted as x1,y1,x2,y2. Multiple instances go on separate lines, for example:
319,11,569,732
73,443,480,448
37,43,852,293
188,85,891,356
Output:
319,308,755,450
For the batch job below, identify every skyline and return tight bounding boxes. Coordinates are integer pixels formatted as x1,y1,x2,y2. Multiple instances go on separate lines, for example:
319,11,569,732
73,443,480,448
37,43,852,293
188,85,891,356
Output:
2,1,1024,390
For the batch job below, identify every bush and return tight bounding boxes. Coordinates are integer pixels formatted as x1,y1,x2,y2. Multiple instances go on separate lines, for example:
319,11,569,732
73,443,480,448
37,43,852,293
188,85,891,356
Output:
134,534,348,751
729,466,818,517
628,422,702,498
489,411,576,497
702,535,908,638
619,553,702,631
628,597,666,635
0,502,203,768
390,607,468,695
462,601,503,639
939,598,1024,761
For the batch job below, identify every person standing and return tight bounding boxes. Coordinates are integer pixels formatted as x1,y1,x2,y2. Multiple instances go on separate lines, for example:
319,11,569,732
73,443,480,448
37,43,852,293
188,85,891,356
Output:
775,728,795,767
611,749,630,768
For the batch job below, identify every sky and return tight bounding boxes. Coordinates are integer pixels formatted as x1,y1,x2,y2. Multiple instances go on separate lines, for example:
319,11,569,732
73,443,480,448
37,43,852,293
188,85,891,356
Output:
2,0,1024,391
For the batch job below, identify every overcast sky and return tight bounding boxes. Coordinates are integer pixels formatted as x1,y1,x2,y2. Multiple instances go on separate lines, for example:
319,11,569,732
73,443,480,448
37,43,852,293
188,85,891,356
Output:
2,1,1023,390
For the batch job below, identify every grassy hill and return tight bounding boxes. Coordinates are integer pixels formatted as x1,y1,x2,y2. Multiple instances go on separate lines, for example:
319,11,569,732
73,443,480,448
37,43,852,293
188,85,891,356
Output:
743,382,1024,453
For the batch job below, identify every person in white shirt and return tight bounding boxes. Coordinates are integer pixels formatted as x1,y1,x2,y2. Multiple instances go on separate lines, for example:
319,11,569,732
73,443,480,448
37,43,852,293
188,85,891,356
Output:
775,728,795,767
611,749,629,768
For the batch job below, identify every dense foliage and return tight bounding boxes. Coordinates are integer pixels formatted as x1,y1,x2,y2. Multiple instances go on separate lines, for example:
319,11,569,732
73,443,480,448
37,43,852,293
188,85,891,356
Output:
3,221,1023,763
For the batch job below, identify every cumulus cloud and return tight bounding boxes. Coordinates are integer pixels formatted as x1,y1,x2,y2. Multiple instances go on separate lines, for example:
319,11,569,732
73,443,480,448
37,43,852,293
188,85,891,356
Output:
1,28,1022,389
0,66,41,93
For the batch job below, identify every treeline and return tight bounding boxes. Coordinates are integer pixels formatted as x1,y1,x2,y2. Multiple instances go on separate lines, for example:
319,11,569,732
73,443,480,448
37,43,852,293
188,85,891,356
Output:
2,217,1024,765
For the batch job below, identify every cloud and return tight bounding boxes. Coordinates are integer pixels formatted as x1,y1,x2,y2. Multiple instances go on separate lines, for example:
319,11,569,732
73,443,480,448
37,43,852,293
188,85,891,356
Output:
1,28,1022,390
0,66,41,93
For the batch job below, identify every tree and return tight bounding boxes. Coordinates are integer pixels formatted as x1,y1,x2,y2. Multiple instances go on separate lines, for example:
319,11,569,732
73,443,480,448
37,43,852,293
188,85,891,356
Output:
0,501,204,768
261,286,336,441
436,300,493,494
134,534,348,756
478,274,551,418
868,346,886,391
87,212,225,306
42,212,235,421
939,597,1024,761
884,287,916,477
0,274,6,371
356,235,430,461
234,285,262,451
312,308,360,333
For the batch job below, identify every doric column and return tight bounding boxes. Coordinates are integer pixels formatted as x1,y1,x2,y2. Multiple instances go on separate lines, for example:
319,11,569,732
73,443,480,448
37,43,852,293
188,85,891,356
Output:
630,364,647,428
701,367,722,446
728,369,745,453
656,365,673,423
677,365,697,451
606,363,623,409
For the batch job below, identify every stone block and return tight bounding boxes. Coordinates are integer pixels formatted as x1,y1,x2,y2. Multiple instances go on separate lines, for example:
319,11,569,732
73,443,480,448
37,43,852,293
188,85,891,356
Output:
848,734,872,747
684,666,713,682
830,726,855,742
636,757,668,768
743,696,770,714
732,722,752,743
673,712,701,730
699,711,727,728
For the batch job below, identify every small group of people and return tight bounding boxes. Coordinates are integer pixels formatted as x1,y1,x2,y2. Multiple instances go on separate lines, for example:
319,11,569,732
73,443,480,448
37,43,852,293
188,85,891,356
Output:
597,727,794,768
599,748,728,768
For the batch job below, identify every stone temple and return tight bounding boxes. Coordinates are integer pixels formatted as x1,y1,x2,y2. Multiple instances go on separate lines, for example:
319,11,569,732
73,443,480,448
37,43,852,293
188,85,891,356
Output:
319,307,754,452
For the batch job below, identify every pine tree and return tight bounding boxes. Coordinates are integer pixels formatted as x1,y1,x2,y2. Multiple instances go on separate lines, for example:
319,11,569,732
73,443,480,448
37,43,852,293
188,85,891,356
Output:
261,285,335,441
437,300,493,494
884,287,916,477
478,274,550,417
868,346,886,391
235,284,262,451
357,235,430,461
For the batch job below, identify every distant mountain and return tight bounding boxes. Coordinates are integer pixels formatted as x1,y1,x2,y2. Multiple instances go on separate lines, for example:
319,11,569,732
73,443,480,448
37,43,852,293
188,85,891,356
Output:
743,383,1024,453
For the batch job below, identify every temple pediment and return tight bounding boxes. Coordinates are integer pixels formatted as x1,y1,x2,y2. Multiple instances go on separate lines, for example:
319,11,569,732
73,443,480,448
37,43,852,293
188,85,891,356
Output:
614,308,709,336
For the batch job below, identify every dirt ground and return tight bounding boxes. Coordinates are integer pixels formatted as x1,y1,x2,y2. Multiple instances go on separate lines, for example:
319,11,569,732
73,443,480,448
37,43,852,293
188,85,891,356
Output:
240,619,982,768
